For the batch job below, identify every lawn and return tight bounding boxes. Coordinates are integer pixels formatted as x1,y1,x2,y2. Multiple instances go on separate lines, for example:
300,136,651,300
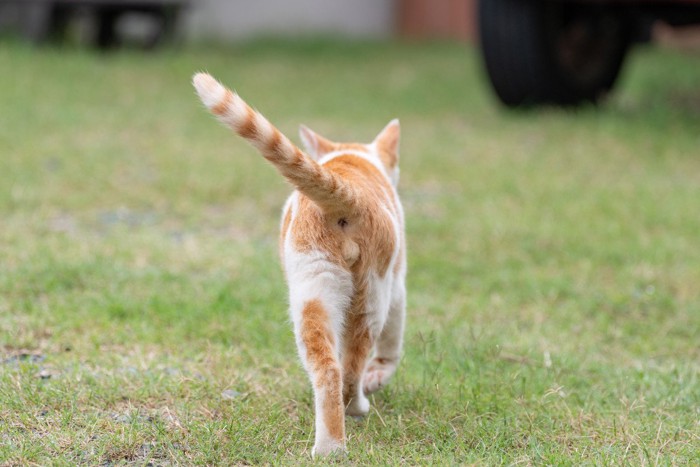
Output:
1,39,699,465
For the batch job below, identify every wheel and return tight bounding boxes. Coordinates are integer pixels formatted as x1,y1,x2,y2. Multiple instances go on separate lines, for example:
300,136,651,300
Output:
478,0,633,107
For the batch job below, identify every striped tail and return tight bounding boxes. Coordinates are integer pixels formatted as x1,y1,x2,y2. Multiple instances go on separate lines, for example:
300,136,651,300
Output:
192,72,354,214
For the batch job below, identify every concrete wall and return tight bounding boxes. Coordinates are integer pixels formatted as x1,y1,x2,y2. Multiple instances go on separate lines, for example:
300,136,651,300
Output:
185,0,397,41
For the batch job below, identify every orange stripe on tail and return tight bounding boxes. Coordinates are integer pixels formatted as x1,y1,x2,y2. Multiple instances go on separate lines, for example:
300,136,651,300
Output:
192,73,356,214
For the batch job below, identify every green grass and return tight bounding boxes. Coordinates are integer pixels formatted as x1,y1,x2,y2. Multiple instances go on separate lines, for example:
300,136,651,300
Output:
1,38,699,464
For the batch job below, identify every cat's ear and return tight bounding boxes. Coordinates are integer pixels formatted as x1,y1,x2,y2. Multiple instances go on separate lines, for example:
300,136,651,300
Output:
299,125,335,161
374,119,400,170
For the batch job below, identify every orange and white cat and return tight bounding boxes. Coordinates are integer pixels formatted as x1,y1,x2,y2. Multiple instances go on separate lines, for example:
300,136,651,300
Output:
192,73,406,457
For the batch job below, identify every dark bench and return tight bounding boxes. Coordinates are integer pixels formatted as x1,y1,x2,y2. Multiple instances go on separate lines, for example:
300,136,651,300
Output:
0,0,188,48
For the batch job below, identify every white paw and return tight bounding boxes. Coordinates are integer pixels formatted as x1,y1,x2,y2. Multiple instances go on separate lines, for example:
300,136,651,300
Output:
345,393,370,417
363,360,397,394
311,439,346,458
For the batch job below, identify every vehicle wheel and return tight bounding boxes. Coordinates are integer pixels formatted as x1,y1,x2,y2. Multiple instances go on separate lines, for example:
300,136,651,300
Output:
478,0,633,107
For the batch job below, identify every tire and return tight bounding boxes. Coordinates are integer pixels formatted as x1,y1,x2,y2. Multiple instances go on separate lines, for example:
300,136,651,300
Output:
478,0,633,107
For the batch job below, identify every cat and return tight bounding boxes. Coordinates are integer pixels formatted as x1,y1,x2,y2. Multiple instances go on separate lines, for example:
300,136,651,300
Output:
192,73,406,457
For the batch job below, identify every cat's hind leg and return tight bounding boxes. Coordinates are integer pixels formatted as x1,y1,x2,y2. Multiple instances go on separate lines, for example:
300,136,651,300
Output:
364,280,405,395
341,306,373,417
286,248,353,457
296,299,345,457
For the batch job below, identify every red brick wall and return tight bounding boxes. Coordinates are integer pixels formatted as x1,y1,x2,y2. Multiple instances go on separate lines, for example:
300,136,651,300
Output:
398,0,477,42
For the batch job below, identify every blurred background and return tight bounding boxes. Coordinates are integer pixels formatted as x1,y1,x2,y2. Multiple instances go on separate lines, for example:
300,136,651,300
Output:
0,0,476,45
2,0,699,107
3,0,700,44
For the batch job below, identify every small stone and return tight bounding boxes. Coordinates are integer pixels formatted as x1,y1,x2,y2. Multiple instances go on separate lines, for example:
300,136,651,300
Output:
112,414,131,424
221,389,241,400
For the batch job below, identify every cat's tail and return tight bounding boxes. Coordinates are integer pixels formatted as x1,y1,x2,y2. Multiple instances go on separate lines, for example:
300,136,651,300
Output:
192,72,355,214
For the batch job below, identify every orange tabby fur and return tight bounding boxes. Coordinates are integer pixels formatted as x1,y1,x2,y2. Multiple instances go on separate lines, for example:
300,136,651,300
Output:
193,73,406,457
